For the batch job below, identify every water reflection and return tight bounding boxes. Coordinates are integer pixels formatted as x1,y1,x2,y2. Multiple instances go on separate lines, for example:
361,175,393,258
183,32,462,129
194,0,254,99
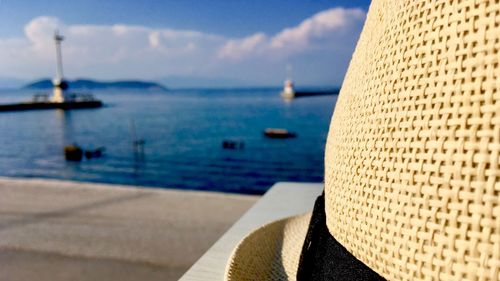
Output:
56,109,75,146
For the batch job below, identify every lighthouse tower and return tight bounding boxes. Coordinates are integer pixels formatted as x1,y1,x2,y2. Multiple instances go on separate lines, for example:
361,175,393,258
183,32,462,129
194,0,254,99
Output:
280,64,295,99
52,30,69,103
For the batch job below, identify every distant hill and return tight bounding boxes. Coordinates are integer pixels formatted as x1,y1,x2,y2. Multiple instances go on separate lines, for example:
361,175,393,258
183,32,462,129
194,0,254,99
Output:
23,79,167,91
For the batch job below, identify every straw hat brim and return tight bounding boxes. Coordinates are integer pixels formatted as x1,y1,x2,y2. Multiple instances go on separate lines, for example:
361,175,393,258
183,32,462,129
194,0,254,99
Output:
224,213,312,281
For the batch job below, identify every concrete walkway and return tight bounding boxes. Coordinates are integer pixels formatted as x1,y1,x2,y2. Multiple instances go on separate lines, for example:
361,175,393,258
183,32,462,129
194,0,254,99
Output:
0,177,258,281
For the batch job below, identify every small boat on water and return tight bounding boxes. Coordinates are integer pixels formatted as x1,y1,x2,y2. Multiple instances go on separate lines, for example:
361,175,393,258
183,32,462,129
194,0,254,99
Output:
264,128,297,139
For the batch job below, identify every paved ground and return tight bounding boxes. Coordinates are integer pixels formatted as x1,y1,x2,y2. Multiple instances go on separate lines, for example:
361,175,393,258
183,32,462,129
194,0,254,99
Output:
0,178,258,281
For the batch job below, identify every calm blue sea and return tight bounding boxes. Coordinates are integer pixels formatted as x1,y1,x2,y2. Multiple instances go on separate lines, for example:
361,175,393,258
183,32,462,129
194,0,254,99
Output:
0,88,337,194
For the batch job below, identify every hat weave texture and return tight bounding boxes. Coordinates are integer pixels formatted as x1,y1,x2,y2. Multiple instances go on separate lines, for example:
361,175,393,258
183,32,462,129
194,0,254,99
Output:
325,0,500,280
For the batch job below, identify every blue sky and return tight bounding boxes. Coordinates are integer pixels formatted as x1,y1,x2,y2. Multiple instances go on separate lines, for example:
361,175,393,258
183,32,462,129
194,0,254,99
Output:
0,0,371,87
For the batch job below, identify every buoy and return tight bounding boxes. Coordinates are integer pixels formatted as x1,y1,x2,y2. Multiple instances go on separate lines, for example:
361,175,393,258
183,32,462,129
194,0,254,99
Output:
84,147,105,159
64,144,83,161
222,140,244,150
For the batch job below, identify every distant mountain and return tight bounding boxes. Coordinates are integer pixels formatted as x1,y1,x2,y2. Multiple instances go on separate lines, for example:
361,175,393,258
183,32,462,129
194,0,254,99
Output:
23,79,167,91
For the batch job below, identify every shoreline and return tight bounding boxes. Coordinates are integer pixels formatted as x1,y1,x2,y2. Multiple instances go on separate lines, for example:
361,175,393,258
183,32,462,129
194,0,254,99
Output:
0,175,268,195
0,176,258,281
0,176,259,195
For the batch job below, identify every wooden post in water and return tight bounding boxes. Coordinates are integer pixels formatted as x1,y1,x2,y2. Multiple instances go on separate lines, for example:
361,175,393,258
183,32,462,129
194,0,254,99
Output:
130,119,145,161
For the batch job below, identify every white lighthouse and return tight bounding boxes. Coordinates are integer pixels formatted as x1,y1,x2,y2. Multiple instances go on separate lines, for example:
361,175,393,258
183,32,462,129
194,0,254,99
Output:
280,64,295,99
0,31,102,112
52,30,69,103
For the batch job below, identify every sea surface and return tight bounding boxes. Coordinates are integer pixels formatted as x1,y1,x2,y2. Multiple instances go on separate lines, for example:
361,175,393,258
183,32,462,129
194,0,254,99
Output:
0,88,337,194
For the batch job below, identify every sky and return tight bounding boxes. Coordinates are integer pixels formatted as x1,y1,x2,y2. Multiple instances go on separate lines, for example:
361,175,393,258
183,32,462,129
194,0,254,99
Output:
0,0,371,87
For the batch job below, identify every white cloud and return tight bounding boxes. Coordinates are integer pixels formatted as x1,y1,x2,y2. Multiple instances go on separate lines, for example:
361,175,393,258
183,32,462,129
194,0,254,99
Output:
0,7,365,86
218,7,365,60
25,16,61,46
272,8,365,49
218,33,268,60
148,32,161,49
0,16,226,79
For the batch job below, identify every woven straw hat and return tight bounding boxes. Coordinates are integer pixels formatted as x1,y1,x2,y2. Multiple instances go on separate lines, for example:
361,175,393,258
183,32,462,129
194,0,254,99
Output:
225,0,500,280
